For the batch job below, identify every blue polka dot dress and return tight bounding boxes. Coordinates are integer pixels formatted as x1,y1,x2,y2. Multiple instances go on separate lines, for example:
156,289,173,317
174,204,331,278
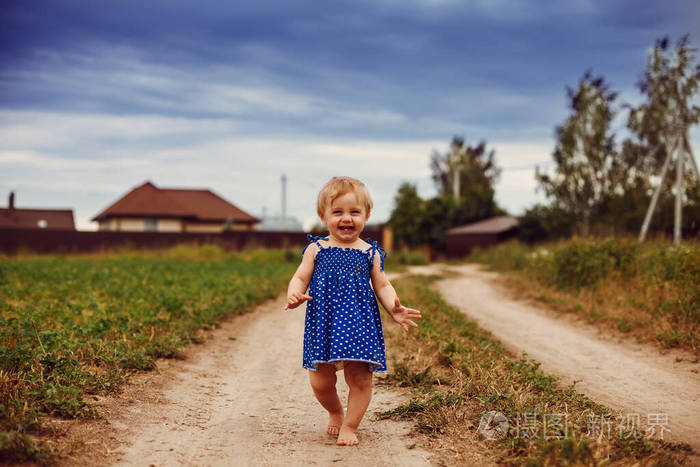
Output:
302,234,388,373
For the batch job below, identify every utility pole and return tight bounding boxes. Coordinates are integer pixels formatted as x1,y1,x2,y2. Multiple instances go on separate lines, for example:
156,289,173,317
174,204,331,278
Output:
452,166,460,198
639,123,698,245
674,137,684,244
638,138,677,243
450,147,462,199
281,174,287,222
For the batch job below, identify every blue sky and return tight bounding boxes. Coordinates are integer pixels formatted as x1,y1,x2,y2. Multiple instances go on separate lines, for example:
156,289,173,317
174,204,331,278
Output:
1,0,699,230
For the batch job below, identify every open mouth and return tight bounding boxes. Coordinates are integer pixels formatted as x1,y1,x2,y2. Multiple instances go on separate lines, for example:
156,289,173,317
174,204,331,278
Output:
338,225,355,232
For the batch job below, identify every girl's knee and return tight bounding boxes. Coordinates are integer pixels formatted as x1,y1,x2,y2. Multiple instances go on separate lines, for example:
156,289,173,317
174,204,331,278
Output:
309,367,337,392
344,364,372,392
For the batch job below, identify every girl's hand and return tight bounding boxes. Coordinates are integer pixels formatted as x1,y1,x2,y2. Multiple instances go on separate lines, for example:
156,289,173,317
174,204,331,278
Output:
391,297,422,332
285,292,313,310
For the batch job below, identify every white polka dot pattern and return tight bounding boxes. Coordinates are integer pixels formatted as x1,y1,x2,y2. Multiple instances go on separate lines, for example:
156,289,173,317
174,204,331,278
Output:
302,238,387,373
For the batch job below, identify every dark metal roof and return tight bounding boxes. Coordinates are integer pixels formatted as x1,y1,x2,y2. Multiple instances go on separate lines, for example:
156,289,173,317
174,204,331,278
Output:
446,215,519,235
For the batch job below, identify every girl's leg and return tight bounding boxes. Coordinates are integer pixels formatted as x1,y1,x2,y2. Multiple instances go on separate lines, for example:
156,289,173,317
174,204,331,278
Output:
337,361,372,446
308,363,344,435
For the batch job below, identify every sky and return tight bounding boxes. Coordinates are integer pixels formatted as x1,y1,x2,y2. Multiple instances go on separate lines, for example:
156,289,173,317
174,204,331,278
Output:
1,0,699,231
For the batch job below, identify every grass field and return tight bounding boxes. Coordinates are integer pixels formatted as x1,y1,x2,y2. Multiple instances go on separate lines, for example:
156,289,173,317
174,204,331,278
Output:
3,240,695,464
0,245,298,463
467,238,699,354
382,275,692,465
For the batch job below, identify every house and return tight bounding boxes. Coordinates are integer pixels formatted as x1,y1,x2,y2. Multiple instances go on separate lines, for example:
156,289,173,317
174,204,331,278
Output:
0,192,75,230
445,215,519,258
91,181,260,233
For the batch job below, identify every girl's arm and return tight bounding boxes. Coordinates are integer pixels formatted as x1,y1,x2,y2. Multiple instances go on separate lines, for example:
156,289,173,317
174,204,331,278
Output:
369,255,422,331
285,244,318,310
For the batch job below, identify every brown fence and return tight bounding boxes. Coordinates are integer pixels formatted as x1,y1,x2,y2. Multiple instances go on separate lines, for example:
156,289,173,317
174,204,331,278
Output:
0,226,385,255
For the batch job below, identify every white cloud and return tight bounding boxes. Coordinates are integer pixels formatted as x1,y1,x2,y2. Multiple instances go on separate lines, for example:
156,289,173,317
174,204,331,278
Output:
0,111,239,150
0,149,149,170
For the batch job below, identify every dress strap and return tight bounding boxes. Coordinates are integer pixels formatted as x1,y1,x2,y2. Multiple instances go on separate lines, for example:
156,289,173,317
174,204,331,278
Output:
365,238,388,271
301,234,329,255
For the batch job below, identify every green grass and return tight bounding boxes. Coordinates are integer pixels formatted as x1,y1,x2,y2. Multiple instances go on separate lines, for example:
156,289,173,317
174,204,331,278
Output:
0,244,298,463
468,238,700,353
385,249,430,266
379,275,692,465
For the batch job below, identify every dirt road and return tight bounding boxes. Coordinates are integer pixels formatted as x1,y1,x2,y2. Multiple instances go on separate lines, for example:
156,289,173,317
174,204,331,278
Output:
431,264,700,451
59,263,699,465
64,294,431,466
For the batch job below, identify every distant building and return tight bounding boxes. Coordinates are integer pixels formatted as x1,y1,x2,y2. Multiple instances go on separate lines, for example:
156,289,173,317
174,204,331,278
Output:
258,216,304,232
445,215,519,258
0,191,75,230
92,181,259,233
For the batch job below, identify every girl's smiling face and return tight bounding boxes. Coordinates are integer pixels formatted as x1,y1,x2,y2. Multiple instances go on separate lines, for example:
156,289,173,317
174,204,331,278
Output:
322,191,369,244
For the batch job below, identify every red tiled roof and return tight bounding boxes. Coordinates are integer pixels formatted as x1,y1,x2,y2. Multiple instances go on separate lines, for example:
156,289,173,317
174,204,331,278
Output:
0,208,75,230
446,216,519,235
91,181,259,223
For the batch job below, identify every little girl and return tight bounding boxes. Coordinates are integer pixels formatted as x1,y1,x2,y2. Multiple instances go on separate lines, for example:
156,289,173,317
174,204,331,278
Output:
285,176,422,446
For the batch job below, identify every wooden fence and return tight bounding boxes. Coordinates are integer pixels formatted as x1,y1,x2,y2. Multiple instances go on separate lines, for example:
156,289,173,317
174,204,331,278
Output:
0,226,385,255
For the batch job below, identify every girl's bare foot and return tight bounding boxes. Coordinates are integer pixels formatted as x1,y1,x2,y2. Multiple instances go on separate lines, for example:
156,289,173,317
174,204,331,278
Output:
336,424,358,446
327,410,344,435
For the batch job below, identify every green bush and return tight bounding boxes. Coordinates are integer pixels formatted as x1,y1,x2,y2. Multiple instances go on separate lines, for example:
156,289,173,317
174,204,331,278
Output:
468,241,531,271
551,238,639,289
387,250,430,266
518,204,577,244
468,238,699,327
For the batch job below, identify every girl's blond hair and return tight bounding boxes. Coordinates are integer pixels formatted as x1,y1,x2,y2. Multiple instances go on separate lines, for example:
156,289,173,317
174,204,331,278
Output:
317,177,373,218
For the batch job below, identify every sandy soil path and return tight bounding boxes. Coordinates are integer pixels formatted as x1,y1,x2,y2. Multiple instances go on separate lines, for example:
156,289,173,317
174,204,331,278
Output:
430,264,700,451
64,294,431,466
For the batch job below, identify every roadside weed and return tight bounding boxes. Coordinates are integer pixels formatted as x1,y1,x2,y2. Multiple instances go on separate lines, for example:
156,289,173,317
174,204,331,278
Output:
380,276,691,465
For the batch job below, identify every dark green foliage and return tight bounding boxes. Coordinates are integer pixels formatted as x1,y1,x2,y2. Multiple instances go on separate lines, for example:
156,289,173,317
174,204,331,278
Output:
388,183,424,247
518,204,577,244
551,238,639,289
384,249,429,267
389,136,503,250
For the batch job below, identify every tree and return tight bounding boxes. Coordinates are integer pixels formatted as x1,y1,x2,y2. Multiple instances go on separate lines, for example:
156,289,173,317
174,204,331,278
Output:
626,36,699,170
518,204,577,244
537,72,622,235
388,183,424,247
430,136,500,198
430,136,502,241
621,35,700,234
388,137,503,250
